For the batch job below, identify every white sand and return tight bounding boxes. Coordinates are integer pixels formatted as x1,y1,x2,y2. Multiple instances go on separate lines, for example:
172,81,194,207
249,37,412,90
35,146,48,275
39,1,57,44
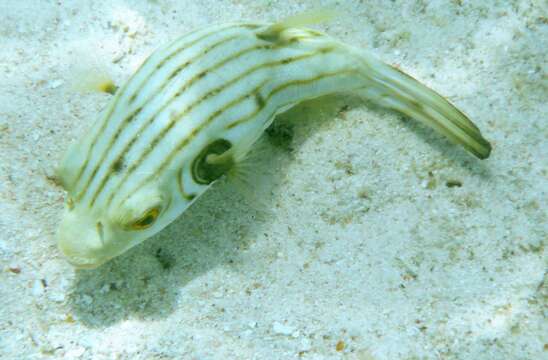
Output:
1,1,546,359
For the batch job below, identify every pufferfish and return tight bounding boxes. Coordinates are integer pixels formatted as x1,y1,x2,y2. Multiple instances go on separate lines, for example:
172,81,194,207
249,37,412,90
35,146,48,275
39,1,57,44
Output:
56,12,491,269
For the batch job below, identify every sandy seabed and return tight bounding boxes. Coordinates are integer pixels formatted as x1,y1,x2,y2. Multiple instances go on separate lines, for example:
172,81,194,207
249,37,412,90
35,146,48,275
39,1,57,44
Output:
1,1,546,359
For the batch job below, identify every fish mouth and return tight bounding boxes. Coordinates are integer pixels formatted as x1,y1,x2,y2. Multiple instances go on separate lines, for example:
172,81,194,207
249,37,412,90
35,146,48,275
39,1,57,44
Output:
67,259,104,270
57,209,110,269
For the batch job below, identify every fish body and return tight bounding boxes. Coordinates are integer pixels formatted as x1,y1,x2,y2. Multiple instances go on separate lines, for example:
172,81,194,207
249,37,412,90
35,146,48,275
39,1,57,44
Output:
57,20,491,268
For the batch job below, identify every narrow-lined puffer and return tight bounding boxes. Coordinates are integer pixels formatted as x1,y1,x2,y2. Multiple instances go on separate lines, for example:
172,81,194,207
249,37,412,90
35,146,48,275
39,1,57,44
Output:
56,14,491,269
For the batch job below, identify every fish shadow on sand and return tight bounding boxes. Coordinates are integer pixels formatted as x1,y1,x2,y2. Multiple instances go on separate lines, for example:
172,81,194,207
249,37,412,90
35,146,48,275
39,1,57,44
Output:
67,95,350,327
68,94,493,327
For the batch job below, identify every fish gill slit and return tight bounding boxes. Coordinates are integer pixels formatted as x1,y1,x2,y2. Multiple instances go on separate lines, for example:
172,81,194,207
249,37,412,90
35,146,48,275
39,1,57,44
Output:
177,167,196,201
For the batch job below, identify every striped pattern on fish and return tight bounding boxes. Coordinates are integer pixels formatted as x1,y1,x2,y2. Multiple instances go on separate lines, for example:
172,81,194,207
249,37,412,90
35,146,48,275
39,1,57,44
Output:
56,19,491,269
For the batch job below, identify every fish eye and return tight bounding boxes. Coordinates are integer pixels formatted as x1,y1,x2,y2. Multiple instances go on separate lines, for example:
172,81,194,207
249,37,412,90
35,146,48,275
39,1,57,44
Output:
129,207,161,230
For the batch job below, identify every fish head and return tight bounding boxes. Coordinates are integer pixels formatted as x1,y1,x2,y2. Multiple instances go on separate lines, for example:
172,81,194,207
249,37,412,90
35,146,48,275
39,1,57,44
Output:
56,128,236,269
57,182,175,269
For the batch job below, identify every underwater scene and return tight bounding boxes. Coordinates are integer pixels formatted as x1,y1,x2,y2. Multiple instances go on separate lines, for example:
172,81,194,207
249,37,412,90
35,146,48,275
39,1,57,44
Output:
1,1,546,359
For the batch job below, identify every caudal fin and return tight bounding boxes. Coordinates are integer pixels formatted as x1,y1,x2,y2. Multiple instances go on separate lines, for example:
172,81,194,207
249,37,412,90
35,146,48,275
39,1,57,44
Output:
357,55,491,159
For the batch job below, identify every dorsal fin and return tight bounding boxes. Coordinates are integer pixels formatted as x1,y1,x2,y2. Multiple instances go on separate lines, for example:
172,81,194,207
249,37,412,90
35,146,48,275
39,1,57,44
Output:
257,9,338,42
271,9,338,29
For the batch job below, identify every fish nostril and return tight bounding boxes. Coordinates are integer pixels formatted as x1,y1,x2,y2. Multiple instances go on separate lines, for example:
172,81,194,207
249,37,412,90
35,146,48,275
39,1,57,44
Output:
96,221,104,244
66,197,75,211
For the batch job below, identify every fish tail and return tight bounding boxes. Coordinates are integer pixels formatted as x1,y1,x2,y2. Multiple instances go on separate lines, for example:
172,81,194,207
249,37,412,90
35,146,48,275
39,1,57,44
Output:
354,52,491,159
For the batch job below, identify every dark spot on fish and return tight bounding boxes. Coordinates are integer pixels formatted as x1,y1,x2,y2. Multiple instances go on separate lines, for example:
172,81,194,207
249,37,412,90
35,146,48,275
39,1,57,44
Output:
203,88,220,101
169,67,184,80
197,71,207,79
126,108,141,123
254,92,266,108
319,46,334,54
112,157,125,173
256,31,279,42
